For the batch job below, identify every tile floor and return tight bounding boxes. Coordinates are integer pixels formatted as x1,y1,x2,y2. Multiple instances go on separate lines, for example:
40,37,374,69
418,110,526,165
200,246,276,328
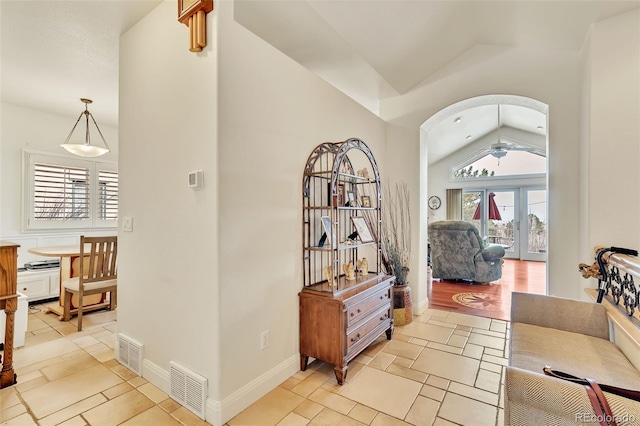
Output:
1,301,509,425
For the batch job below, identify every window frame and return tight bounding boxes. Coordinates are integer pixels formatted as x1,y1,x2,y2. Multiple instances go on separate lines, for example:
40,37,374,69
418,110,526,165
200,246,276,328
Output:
450,150,546,182
23,150,118,231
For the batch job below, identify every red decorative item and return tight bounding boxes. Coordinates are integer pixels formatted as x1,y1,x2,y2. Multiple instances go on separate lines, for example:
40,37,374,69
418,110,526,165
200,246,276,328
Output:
473,192,502,221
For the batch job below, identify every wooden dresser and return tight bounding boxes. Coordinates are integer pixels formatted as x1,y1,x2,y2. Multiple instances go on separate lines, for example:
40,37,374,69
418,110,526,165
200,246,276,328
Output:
299,274,394,384
0,241,19,388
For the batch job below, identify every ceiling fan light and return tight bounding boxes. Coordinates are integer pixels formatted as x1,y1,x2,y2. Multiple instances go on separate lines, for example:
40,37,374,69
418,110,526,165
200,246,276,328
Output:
491,150,507,159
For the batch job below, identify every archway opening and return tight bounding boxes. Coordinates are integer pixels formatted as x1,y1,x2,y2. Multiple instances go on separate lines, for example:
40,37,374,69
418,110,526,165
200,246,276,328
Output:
420,95,550,312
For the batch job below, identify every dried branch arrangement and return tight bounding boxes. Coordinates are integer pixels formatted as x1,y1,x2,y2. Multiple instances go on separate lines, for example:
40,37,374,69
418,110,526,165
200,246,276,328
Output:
361,181,412,285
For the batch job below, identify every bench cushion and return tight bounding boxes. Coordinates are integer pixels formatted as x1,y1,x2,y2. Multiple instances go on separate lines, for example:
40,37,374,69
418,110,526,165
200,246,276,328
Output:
510,322,640,391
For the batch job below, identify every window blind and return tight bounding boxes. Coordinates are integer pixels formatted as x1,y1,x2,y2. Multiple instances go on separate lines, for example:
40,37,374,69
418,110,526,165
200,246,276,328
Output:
98,169,118,220
33,162,89,220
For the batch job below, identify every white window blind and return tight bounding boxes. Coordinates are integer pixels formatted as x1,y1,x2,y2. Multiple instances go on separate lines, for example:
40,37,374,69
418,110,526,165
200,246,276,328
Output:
98,170,118,220
24,151,118,230
33,163,90,220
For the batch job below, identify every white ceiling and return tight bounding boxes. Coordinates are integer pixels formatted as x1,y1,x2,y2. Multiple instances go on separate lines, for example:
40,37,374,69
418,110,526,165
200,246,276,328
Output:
1,0,162,128
2,0,638,158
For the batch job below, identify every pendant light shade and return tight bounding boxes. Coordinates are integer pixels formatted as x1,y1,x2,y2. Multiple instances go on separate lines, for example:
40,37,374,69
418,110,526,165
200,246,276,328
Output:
61,98,110,157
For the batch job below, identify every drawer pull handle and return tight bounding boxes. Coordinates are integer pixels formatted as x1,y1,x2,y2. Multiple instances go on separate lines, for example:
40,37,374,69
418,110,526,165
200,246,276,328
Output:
350,333,361,343
357,308,361,313
380,314,388,321
23,287,27,291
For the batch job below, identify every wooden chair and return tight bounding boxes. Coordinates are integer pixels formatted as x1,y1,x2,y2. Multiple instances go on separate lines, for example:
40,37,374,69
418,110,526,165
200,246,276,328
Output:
62,236,117,331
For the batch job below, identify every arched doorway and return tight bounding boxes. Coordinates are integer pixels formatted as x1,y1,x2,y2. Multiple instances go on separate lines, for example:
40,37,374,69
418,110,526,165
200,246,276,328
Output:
420,95,550,306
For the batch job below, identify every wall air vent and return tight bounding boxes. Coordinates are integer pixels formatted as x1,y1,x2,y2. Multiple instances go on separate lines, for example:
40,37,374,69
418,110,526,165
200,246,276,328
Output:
169,361,207,420
117,334,143,376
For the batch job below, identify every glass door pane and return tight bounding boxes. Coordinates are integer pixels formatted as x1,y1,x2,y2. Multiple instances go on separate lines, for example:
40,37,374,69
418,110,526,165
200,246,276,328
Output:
462,191,483,234
488,190,519,258
523,189,547,261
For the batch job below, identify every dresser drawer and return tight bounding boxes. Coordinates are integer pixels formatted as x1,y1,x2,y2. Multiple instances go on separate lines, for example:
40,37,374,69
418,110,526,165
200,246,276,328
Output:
346,286,391,327
346,305,391,352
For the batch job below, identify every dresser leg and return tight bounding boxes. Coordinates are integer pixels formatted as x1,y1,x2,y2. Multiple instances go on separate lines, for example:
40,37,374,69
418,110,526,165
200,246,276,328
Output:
334,365,348,385
300,355,309,371
386,323,394,340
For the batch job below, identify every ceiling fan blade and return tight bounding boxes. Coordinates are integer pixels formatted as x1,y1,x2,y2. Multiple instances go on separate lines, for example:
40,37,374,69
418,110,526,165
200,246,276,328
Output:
506,146,536,151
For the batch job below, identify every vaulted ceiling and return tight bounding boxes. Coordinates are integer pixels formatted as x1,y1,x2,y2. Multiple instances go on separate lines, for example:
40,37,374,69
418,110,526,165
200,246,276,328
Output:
2,1,638,160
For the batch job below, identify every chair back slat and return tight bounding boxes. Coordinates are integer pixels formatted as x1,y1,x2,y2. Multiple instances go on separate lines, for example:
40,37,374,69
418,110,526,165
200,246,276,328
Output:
79,236,117,283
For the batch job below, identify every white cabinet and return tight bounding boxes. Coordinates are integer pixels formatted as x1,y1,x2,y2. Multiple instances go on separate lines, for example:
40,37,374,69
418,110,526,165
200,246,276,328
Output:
17,269,60,302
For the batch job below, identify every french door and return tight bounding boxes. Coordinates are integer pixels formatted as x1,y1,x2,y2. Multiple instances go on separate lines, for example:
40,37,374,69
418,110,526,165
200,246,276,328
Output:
463,188,547,261
522,188,547,261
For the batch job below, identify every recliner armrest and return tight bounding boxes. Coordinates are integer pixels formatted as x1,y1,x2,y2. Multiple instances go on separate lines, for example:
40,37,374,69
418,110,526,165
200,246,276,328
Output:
510,292,609,340
481,244,505,261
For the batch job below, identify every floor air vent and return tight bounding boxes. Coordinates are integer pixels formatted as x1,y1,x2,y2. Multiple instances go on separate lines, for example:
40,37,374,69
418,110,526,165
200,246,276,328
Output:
117,334,143,376
169,361,208,420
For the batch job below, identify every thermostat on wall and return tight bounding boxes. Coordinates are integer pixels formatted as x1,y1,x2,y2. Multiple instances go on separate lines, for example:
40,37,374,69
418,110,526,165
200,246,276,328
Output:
188,170,203,189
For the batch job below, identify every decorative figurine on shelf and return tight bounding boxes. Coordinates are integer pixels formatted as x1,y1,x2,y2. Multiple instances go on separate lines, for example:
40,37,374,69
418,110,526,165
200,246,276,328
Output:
357,167,371,179
342,262,356,281
324,265,335,287
357,258,369,276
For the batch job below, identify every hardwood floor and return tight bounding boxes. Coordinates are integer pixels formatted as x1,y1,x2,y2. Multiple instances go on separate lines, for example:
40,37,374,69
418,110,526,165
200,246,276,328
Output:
428,259,547,321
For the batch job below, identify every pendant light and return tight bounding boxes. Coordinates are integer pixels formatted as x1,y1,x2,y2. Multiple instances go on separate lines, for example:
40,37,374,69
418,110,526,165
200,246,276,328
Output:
60,98,110,157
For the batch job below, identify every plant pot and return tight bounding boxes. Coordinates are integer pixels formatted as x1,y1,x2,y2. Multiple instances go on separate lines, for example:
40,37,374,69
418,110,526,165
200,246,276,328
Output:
393,284,413,326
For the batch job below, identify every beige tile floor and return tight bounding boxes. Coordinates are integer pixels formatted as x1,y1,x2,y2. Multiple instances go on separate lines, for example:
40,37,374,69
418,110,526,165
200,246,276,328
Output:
1,301,509,425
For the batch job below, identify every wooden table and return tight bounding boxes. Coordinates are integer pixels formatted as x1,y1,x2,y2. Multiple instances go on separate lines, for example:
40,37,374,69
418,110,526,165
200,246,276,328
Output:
1,241,19,388
28,245,109,319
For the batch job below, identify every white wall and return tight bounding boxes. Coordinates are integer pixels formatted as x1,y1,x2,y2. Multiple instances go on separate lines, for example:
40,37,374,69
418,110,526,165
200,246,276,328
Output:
119,1,386,424
0,103,118,262
384,124,426,310
118,0,220,417
584,9,640,273
218,0,386,418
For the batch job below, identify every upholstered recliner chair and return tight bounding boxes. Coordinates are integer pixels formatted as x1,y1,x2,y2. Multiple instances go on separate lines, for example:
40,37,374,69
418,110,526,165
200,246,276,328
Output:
428,220,505,283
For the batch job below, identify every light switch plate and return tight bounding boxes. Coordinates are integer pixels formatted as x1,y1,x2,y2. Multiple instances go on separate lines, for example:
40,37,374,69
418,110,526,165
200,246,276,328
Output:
123,217,133,232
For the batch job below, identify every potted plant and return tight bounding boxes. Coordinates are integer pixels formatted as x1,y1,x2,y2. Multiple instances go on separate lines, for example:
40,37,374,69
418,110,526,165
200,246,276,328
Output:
381,182,413,325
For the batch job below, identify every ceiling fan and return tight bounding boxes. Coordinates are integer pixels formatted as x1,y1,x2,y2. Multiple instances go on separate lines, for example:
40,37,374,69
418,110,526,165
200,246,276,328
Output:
485,105,535,160
487,141,535,159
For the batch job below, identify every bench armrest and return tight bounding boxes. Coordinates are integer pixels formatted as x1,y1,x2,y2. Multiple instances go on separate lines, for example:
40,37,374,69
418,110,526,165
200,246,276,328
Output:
510,292,609,340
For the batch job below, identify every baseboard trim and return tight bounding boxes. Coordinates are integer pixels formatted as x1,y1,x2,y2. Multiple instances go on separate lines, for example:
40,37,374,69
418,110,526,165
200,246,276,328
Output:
133,353,299,426
208,353,300,425
142,359,171,395
417,295,429,314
